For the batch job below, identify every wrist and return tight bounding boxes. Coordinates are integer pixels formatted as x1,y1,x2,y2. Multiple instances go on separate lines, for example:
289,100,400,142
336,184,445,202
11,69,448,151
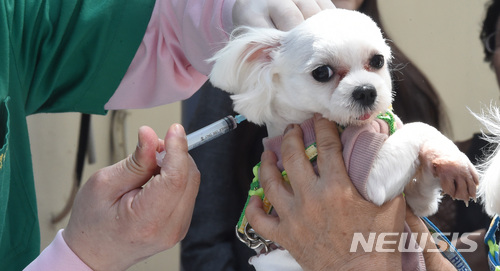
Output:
62,228,129,271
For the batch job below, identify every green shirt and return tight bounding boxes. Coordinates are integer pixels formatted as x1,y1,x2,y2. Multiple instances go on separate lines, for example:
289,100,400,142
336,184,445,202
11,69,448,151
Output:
0,0,154,269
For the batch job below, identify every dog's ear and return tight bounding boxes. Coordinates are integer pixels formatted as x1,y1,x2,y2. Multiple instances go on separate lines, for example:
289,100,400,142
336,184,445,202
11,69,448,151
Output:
209,26,283,93
208,27,284,125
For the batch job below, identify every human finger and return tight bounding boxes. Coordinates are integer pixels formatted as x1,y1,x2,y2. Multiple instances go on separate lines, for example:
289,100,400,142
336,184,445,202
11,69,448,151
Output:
100,126,160,198
156,169,201,248
232,0,275,29
130,124,192,218
154,122,191,190
268,0,305,31
176,155,201,208
313,114,350,186
164,155,201,239
293,0,322,20
245,196,280,241
316,0,336,9
235,12,274,29
258,150,294,213
280,124,318,196
160,123,188,172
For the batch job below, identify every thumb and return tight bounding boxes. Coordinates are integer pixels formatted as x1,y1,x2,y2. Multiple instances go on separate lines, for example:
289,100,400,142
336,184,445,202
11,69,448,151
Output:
105,126,160,197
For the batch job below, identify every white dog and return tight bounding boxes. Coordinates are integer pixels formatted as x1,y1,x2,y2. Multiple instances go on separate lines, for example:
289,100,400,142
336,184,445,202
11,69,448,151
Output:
209,9,478,270
474,106,500,216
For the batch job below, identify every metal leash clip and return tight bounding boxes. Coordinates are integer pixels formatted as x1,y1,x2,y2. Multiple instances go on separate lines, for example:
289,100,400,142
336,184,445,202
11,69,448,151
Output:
235,224,273,253
235,143,321,254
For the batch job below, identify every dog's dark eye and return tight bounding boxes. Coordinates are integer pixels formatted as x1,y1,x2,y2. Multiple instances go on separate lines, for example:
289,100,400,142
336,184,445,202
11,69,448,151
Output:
312,65,334,82
369,54,384,69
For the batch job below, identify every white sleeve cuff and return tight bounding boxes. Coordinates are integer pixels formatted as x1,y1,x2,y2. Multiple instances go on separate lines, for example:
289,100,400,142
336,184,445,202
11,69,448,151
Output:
249,249,303,271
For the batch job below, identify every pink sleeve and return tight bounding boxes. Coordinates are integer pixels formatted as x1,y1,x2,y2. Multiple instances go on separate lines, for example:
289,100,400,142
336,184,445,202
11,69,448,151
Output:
341,120,389,199
341,116,404,199
105,0,235,110
24,230,92,271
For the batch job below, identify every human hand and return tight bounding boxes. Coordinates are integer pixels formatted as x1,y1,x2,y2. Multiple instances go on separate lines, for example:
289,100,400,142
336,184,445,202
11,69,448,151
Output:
404,206,457,271
63,125,200,271
232,0,335,31
245,115,406,271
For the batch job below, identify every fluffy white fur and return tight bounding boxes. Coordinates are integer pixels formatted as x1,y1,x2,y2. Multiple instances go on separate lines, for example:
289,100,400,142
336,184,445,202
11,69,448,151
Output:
210,9,477,217
210,9,392,137
473,105,500,216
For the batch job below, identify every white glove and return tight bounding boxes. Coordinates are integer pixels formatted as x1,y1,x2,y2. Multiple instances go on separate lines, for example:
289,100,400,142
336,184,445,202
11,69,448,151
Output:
232,0,335,31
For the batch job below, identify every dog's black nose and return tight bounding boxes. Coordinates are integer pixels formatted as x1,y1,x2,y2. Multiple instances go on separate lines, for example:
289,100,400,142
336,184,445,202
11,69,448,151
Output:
352,85,377,106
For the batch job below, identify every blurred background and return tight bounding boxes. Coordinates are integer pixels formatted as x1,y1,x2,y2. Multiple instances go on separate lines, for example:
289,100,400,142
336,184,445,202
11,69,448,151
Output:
28,0,498,269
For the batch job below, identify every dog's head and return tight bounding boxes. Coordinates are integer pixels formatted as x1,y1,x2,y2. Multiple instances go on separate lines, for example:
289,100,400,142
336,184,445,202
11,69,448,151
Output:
209,9,393,136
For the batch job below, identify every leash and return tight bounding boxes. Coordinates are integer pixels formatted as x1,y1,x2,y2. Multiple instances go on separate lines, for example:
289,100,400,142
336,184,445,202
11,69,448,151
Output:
421,217,472,271
485,215,500,271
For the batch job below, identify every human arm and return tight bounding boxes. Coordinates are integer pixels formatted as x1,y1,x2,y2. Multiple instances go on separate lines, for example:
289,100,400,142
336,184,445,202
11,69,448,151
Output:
106,0,336,110
245,114,406,270
10,0,334,114
25,124,200,271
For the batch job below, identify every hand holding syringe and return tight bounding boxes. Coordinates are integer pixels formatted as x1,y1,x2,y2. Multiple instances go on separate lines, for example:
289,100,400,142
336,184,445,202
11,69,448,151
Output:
156,115,246,166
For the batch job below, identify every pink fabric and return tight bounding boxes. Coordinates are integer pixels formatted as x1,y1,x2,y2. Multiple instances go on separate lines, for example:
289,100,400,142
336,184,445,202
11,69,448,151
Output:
262,116,404,199
263,119,316,171
24,230,92,271
105,0,236,110
341,116,404,198
262,117,425,271
403,223,427,271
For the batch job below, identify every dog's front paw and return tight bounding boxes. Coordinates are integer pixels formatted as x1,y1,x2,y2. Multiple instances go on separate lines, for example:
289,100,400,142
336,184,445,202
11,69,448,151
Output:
433,155,478,201
420,139,479,202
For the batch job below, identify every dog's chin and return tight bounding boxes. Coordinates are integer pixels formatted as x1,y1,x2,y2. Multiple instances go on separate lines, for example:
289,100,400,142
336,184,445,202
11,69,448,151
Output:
331,111,378,127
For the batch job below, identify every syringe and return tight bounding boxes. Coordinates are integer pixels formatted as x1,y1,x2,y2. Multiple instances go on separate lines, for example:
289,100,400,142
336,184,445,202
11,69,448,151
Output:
156,115,247,166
